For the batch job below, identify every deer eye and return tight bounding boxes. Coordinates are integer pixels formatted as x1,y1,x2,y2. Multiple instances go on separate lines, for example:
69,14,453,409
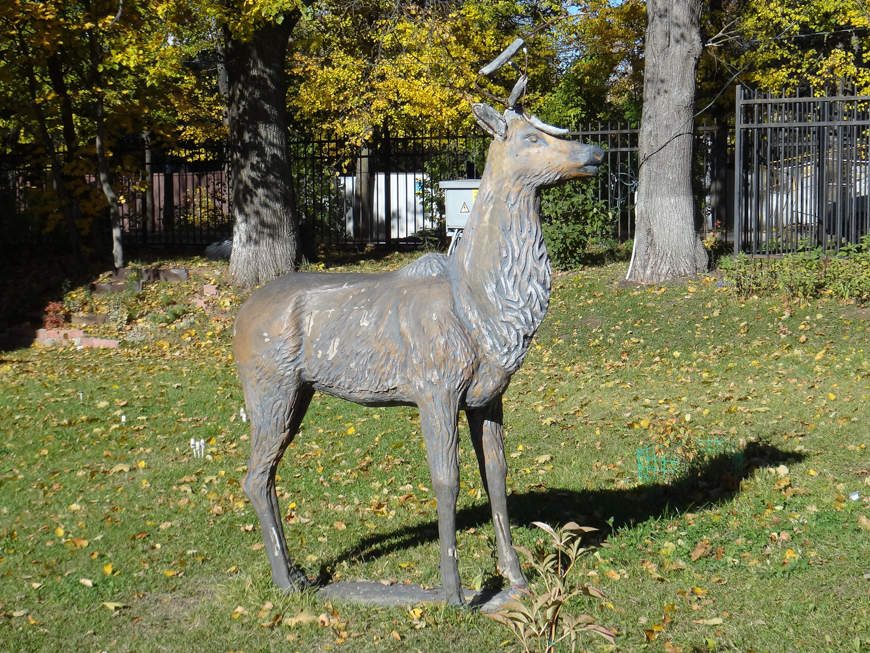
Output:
526,134,540,143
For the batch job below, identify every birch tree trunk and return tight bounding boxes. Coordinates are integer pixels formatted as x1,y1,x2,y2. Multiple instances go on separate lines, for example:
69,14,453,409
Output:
627,0,707,283
226,17,302,287
94,96,124,269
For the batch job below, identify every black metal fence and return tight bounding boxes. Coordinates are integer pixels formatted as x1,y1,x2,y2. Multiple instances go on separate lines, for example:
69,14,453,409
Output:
735,85,870,256
121,144,230,247
572,124,639,242
1,122,729,252
572,122,729,243
288,132,488,247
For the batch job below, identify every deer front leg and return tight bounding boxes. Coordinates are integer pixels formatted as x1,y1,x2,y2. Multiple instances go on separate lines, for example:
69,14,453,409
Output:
241,369,314,592
467,398,527,589
418,393,464,606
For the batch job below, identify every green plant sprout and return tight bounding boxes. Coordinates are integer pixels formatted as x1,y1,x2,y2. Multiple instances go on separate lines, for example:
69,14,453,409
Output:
486,522,616,653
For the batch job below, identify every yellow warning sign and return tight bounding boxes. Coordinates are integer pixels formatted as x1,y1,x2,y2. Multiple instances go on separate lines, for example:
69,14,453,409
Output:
460,202,470,213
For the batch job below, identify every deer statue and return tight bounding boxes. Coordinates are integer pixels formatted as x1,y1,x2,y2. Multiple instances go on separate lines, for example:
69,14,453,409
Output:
233,48,603,606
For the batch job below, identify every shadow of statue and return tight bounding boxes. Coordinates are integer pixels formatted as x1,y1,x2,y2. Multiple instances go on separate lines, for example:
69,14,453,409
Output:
319,441,806,581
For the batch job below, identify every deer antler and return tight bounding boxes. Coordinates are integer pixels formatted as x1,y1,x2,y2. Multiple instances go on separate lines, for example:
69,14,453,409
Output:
473,30,570,139
478,38,525,77
474,37,527,108
507,75,527,109
526,115,569,137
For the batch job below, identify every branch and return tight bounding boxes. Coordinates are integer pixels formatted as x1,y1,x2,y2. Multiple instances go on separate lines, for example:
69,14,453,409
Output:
109,0,123,27
705,19,740,49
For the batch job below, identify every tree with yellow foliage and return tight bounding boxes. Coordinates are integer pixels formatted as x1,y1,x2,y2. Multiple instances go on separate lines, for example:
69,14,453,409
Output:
0,0,201,268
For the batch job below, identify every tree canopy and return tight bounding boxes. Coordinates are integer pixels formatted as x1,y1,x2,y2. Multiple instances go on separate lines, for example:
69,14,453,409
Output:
2,0,869,273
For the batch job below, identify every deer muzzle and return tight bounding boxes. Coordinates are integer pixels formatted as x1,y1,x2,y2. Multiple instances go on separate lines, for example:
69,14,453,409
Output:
573,143,605,177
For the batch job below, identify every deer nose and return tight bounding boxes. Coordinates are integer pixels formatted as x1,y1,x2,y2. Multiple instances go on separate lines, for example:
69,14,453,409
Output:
589,146,604,165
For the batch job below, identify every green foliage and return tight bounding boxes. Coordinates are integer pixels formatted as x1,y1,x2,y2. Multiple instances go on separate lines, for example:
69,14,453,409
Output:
540,0,646,126
738,0,870,93
720,236,870,303
540,180,614,269
288,0,567,143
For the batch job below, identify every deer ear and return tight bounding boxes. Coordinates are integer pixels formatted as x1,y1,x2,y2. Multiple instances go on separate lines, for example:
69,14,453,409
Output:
472,103,507,140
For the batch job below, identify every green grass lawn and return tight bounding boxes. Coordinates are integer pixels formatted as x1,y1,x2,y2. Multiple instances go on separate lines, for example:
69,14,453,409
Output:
1,254,869,652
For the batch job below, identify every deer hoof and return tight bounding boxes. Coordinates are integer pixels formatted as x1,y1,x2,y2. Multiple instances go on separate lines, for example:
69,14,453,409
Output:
445,591,467,608
276,565,312,593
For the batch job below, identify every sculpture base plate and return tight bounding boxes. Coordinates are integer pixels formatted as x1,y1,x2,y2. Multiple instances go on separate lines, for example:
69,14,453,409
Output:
317,581,519,612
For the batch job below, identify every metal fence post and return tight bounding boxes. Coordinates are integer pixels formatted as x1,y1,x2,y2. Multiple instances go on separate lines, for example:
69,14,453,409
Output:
734,85,743,256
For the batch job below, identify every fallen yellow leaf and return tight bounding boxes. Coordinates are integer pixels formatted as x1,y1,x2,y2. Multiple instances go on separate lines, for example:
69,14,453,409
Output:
283,610,318,627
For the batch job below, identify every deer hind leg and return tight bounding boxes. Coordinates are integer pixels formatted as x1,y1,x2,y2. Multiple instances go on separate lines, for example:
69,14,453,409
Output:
467,398,527,589
241,368,314,592
418,393,464,606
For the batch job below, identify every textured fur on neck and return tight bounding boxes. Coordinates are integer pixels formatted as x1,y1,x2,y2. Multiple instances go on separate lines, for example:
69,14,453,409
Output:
451,176,551,372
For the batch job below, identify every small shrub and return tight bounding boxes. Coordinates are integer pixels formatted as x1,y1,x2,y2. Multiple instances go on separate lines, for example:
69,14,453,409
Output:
152,305,188,325
486,522,615,653
43,301,68,329
541,181,614,270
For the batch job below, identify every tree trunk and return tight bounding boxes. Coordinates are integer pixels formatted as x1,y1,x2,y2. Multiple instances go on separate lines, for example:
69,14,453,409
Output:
353,139,374,241
23,42,83,265
226,17,302,287
95,97,124,269
46,51,86,265
144,130,155,238
627,0,707,283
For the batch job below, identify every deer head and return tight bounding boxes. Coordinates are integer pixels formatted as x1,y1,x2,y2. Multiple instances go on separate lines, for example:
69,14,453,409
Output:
471,103,603,191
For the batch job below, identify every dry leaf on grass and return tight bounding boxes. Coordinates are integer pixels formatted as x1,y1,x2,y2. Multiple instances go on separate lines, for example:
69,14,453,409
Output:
693,617,723,625
283,610,318,627
690,541,712,561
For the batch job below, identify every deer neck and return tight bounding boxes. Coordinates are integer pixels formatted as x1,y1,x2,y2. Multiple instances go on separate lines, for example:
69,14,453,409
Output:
450,170,551,373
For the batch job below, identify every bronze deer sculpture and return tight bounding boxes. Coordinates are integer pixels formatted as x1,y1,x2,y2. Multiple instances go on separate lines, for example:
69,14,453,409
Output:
234,95,603,606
